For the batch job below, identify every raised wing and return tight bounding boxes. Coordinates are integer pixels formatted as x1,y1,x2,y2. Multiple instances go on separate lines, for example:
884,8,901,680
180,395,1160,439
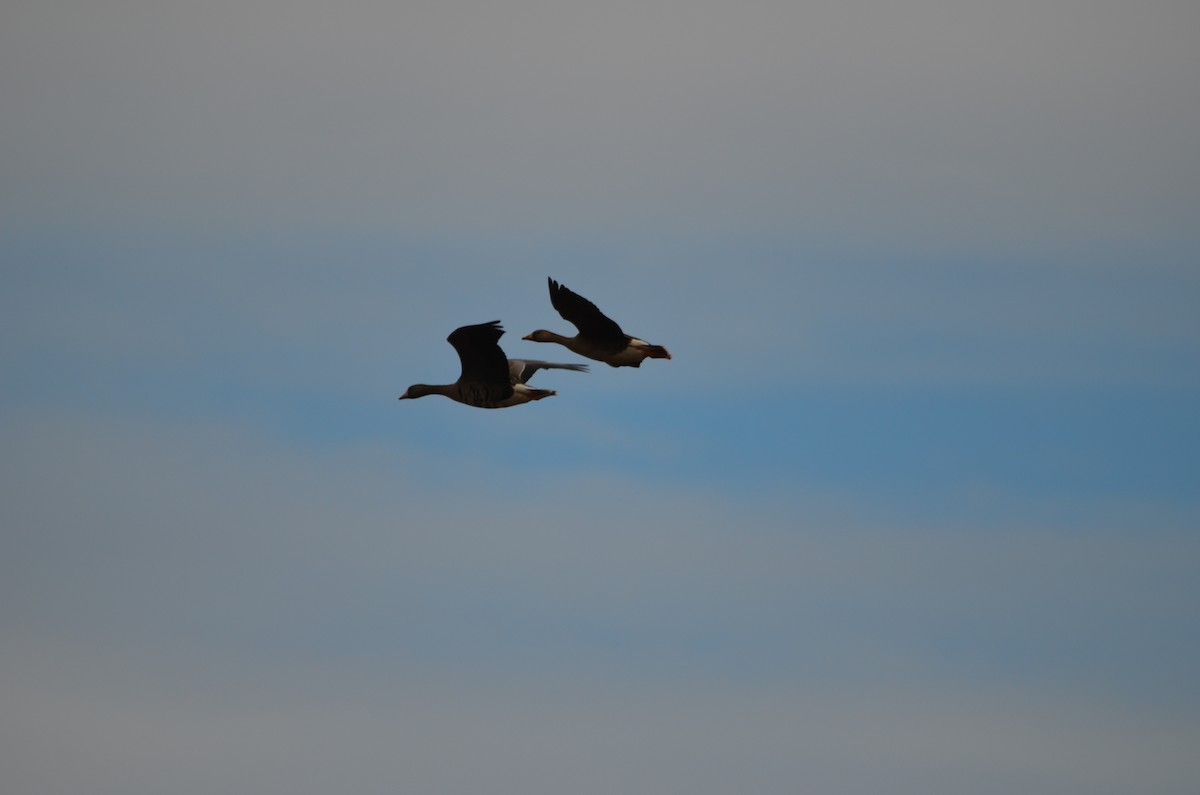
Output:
447,321,513,394
547,278,627,344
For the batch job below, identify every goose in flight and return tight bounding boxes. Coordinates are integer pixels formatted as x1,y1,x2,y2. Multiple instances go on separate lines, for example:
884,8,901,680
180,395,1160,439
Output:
399,321,585,408
523,278,672,367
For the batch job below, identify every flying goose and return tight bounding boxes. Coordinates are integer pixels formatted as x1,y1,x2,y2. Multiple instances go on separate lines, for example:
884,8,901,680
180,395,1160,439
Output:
399,321,585,408
522,278,672,367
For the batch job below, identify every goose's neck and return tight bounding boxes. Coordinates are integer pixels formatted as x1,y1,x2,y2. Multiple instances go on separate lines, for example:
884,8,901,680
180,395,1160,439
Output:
404,383,456,400
525,330,572,345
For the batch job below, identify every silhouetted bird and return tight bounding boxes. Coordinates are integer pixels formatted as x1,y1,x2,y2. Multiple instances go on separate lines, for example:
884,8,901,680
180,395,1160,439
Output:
523,278,672,367
399,321,585,408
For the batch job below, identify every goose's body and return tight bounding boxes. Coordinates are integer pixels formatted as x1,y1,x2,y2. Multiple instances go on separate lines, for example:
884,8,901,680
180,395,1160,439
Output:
523,278,672,368
399,380,550,409
399,321,584,409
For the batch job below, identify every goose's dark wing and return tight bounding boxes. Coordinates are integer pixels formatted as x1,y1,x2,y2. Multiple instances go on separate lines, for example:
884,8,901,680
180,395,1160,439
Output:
447,321,513,398
547,278,627,343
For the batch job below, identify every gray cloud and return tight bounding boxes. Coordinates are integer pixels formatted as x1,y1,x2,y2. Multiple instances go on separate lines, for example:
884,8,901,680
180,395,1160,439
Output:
2,1,1197,253
4,410,1198,794
7,657,1198,795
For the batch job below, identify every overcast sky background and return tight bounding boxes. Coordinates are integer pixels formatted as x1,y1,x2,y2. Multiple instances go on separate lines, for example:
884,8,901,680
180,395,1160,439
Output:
3,1,1199,793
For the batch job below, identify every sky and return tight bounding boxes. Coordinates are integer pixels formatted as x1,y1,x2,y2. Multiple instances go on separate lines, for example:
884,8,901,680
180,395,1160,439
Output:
2,1,1199,793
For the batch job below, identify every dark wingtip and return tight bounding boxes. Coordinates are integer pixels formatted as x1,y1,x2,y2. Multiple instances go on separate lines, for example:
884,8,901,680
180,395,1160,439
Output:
446,320,506,347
